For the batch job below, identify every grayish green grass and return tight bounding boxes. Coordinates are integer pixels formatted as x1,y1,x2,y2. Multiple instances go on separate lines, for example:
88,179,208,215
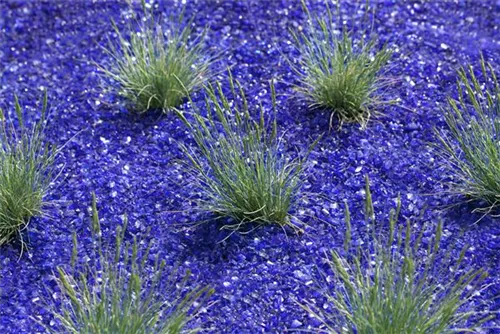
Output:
436,56,500,216
98,1,213,113
302,176,493,333
178,72,317,231
45,193,213,333
290,0,393,128
0,91,58,247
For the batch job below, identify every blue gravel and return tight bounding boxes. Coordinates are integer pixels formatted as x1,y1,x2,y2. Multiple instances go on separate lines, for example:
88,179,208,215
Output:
1,1,500,333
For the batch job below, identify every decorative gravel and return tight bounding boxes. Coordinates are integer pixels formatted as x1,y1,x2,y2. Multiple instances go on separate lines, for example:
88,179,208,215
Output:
1,1,499,333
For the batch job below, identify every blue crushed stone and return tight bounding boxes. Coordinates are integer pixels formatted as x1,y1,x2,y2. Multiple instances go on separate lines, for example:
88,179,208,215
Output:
1,1,500,333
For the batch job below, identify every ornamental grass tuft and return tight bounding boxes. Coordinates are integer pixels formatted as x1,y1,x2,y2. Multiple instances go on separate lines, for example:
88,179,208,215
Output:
45,193,213,333
436,56,500,216
302,176,492,333
178,72,317,231
0,91,58,247
290,0,393,128
98,0,213,113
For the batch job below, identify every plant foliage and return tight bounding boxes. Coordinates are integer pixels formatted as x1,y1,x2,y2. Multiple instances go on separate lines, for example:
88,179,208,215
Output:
0,91,58,247
178,72,317,231
98,0,213,113
46,193,213,333
302,176,492,333
436,55,500,216
290,0,393,128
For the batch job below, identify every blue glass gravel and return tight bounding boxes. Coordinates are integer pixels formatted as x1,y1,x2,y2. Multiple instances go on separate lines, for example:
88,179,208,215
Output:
1,1,500,332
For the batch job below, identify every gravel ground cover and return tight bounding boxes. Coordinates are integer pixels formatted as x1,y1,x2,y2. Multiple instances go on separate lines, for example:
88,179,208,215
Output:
1,0,500,332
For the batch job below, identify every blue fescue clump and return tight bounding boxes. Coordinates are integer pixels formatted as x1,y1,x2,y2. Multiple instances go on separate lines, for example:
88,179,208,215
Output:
302,176,493,333
290,0,393,128
98,1,214,113
178,72,317,231
436,56,500,216
44,193,213,333
0,91,59,247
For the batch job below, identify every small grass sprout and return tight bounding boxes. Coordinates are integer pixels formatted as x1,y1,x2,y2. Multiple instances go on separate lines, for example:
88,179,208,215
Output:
0,91,58,247
290,0,393,128
98,0,214,113
45,193,213,333
302,176,493,333
436,56,500,216
178,72,317,232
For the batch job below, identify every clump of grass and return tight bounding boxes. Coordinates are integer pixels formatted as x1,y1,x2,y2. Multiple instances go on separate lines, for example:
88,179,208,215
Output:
0,91,58,247
302,176,493,333
178,72,317,231
436,56,500,216
98,0,213,113
45,193,213,333
290,0,393,128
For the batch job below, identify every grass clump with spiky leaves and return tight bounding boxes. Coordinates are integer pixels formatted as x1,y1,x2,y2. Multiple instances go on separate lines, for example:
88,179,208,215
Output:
302,176,492,333
436,56,500,216
98,1,213,113
179,72,317,231
45,193,213,333
0,91,58,247
290,0,392,128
